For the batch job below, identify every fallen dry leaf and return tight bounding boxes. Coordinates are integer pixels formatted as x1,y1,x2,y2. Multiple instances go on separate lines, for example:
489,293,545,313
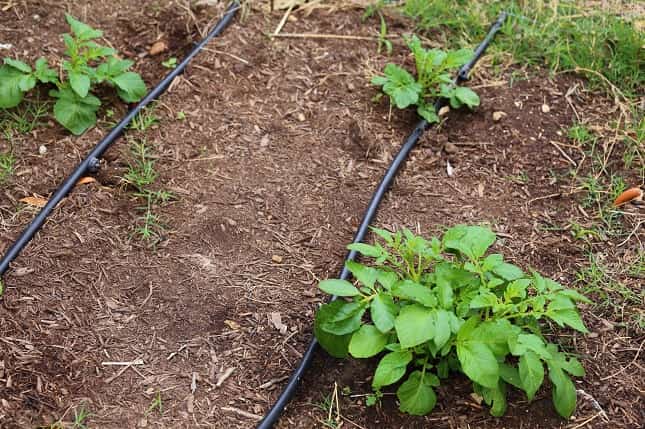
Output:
149,40,168,56
19,196,48,207
77,176,97,185
269,312,288,334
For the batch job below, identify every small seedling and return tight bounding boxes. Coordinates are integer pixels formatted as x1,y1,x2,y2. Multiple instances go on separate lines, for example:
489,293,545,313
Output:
123,139,171,244
146,391,163,416
176,111,186,120
72,406,91,429
0,151,15,183
372,36,479,123
315,226,589,418
162,57,177,69
0,15,146,134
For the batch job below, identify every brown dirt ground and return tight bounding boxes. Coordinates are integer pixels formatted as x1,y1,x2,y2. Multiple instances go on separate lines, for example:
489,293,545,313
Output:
1,1,643,429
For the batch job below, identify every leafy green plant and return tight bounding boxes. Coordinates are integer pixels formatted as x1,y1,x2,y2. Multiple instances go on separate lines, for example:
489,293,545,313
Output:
371,36,479,123
315,225,589,418
0,15,146,135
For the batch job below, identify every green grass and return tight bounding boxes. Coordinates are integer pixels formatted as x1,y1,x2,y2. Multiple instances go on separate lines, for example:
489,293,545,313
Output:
576,253,642,323
123,139,171,244
128,105,159,132
45,405,91,429
396,0,644,97
0,151,15,183
146,391,163,416
0,100,49,139
124,139,158,192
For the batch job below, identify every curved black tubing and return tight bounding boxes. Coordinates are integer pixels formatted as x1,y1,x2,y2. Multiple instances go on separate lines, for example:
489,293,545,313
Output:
0,2,240,276
257,12,507,428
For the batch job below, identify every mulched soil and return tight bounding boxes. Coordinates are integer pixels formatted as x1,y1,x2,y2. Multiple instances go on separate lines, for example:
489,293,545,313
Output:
1,1,643,428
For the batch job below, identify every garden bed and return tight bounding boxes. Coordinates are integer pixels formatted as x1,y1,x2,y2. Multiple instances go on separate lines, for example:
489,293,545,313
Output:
0,1,642,428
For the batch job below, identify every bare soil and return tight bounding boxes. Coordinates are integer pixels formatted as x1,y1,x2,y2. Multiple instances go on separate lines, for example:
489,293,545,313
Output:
1,2,642,429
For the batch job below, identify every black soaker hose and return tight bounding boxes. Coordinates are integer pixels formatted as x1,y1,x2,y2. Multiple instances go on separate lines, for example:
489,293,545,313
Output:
257,12,507,428
0,2,240,277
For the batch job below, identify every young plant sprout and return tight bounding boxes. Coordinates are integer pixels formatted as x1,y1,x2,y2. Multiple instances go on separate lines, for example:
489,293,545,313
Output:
0,15,146,135
372,36,480,123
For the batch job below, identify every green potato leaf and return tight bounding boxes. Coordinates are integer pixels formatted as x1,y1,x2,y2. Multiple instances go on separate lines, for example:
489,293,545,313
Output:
0,65,29,108
111,71,147,103
346,260,378,289
320,300,366,336
318,279,360,297
4,58,32,73
392,280,437,308
34,58,59,84
371,293,397,333
548,364,578,418
380,63,421,109
66,14,103,41
397,370,439,416
453,86,480,108
519,351,544,400
372,350,413,389
51,87,101,135
443,225,496,261
349,324,388,358
314,301,352,358
457,318,499,389
394,304,435,348
69,71,91,97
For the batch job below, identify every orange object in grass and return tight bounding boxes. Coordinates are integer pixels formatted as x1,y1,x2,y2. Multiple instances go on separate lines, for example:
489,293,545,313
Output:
613,187,643,207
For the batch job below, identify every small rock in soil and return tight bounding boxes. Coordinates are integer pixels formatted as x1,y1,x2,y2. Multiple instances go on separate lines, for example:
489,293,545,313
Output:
492,111,507,122
38,145,47,155
444,142,458,154
272,255,283,263
541,103,551,113
297,112,306,122
438,105,450,117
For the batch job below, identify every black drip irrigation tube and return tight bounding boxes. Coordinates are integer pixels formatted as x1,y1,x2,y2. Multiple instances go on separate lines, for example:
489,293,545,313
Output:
257,12,508,429
0,2,240,277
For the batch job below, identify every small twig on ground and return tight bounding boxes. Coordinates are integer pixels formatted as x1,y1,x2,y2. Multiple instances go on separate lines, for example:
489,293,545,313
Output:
576,389,609,422
221,406,262,421
567,412,603,429
101,359,144,366
257,375,290,389
202,47,250,64
549,140,577,167
617,219,644,247
216,367,235,387
271,32,382,41
600,339,644,380
272,2,295,37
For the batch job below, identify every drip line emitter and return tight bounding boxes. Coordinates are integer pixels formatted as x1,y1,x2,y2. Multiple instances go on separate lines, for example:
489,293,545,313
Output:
0,4,507,428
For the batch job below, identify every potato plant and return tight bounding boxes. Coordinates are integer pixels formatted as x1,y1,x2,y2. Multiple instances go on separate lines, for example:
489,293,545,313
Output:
372,36,480,123
0,15,146,135
315,226,589,418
